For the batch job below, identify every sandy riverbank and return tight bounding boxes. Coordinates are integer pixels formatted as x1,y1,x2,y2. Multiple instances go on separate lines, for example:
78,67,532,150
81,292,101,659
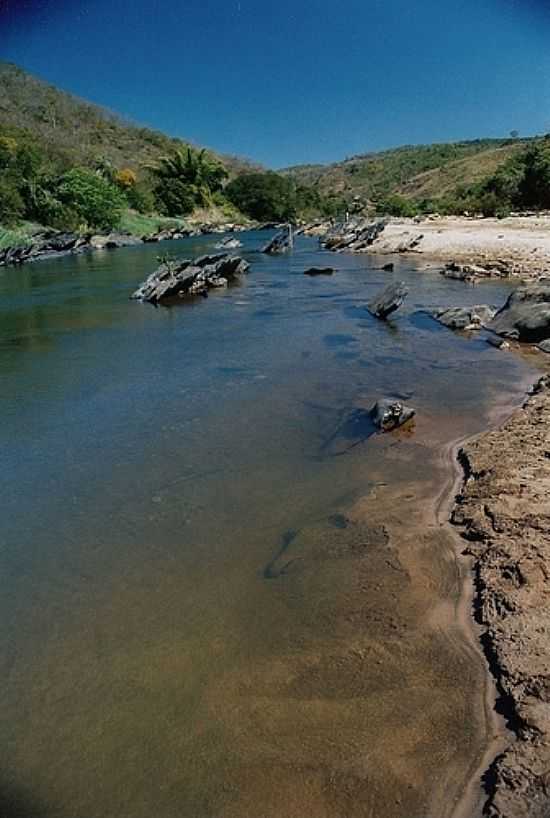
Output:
328,215,550,280
452,373,550,817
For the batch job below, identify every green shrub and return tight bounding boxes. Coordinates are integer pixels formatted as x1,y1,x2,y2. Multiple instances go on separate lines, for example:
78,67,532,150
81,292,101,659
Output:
225,172,297,221
56,168,125,229
154,178,196,216
375,194,418,217
0,174,25,225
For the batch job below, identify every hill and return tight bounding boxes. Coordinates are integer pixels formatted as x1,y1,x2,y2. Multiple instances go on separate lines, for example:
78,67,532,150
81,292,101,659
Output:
283,138,536,204
0,61,257,178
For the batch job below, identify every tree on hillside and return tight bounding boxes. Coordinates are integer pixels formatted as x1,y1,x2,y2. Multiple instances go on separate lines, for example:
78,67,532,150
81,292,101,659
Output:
149,147,228,216
225,172,297,221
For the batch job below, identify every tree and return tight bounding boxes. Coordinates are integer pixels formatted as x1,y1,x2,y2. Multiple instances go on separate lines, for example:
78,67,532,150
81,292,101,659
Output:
225,172,297,221
57,168,125,229
149,146,228,214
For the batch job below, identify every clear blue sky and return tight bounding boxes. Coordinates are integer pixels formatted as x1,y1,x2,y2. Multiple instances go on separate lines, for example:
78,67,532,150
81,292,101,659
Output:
1,0,550,168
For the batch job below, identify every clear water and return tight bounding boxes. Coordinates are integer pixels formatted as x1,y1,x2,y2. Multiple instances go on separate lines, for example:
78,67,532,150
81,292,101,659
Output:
0,233,535,817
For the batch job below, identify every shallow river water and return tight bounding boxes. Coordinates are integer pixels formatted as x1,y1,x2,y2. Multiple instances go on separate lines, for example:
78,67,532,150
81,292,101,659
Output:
0,233,537,817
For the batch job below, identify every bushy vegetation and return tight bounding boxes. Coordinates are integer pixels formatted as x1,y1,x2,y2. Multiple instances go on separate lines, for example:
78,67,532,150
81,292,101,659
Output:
225,172,346,221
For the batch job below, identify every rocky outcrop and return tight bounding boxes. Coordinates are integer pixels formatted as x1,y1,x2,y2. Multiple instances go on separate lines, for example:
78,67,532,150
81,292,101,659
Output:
367,281,408,320
488,281,550,342
452,376,550,818
429,305,496,331
131,253,250,304
370,399,415,432
322,218,387,252
215,236,243,250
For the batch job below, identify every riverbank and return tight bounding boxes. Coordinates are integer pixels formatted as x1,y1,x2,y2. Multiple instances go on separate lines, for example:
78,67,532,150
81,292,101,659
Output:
452,373,550,818
318,215,550,280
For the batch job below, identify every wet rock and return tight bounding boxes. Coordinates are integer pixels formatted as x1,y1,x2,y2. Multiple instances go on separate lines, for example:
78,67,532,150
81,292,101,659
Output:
370,399,415,432
303,267,334,276
261,229,292,254
488,281,550,342
429,305,495,331
131,253,250,304
367,281,408,320
382,262,394,272
538,339,550,353
215,236,242,250
486,335,511,350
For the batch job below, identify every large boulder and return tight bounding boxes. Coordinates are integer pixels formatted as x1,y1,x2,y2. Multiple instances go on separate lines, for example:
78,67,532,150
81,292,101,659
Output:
429,305,495,331
488,282,550,342
367,281,408,320
371,400,415,432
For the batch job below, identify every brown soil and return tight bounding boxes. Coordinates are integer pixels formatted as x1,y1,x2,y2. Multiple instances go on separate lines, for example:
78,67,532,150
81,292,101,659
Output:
452,374,550,817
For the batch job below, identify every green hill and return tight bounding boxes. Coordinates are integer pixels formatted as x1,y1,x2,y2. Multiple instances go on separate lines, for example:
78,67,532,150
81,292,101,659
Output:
0,61,257,178
282,138,536,204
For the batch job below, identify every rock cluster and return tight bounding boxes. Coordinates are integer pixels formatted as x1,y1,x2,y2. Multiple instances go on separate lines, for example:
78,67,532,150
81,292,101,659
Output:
0,230,141,266
131,253,250,304
321,219,387,252
452,376,550,818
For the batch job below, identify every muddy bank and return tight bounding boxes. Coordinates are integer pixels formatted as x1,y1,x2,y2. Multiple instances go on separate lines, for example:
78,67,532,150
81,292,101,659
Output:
320,215,550,280
452,374,550,817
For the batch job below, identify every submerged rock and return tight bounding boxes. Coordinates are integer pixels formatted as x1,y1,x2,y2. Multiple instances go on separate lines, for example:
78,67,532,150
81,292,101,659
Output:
488,281,550,342
367,281,408,320
371,399,415,432
429,305,495,331
303,266,334,276
131,253,250,304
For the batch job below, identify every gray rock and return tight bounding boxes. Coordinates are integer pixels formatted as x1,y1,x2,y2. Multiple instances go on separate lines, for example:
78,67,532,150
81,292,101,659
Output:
486,335,511,350
371,400,415,432
430,305,495,331
261,230,292,254
367,281,408,320
131,253,250,304
488,282,550,342
538,339,550,353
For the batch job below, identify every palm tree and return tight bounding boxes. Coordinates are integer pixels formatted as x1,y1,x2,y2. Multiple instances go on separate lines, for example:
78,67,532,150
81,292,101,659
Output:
148,146,228,207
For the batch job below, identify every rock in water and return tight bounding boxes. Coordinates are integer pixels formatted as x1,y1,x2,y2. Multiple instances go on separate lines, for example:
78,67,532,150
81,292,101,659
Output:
429,305,495,331
371,400,415,432
303,267,334,276
261,230,291,254
488,281,550,342
367,281,408,319
131,253,250,304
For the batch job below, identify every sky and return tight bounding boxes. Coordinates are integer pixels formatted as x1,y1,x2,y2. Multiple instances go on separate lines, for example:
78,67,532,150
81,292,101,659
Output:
1,0,550,168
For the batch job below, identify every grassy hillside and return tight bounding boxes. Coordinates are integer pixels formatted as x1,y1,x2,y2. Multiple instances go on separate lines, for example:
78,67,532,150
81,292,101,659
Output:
0,61,257,178
283,139,536,203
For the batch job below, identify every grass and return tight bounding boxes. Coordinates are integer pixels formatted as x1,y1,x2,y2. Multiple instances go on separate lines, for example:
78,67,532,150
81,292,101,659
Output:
0,221,44,250
118,210,188,237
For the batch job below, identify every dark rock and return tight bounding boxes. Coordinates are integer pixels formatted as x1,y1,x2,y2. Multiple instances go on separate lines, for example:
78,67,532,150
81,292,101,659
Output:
131,253,250,304
323,219,386,252
486,335,511,350
371,400,415,432
382,262,394,272
261,229,292,254
367,281,408,320
430,305,495,331
488,282,550,342
303,267,334,276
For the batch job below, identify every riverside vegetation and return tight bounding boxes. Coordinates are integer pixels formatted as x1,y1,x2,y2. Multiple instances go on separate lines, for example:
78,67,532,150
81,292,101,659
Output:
2,61,550,254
